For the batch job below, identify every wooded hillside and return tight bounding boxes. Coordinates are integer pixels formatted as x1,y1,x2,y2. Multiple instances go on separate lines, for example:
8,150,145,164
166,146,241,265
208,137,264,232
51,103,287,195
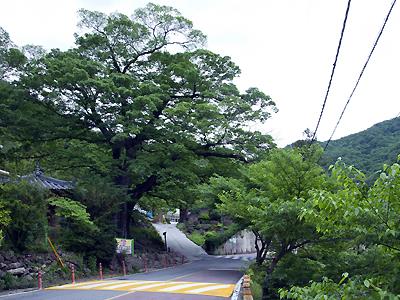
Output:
320,117,400,177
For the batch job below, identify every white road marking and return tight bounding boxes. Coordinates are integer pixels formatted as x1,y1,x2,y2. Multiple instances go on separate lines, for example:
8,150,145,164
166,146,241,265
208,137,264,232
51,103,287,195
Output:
102,281,150,290
76,281,121,289
190,284,232,294
129,282,171,291
159,282,209,292
0,290,40,298
104,291,136,300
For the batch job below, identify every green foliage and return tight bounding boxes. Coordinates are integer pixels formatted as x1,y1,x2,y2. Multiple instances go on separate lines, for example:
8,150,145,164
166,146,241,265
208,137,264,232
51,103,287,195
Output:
320,117,400,179
1,2,276,268
204,223,242,252
58,220,116,265
216,146,326,257
0,200,10,246
302,157,400,252
279,275,400,300
0,273,35,290
176,223,186,231
198,211,210,221
278,157,400,298
0,183,48,251
130,224,164,251
246,264,266,300
87,256,97,273
48,197,95,228
188,232,205,247
0,27,26,80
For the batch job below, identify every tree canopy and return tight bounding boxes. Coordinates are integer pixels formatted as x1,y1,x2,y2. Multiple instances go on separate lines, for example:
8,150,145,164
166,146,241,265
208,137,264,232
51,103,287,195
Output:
0,3,276,250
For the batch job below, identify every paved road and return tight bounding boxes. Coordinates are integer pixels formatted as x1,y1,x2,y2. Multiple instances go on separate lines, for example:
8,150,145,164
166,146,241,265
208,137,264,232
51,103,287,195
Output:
1,255,253,300
152,224,208,260
2,225,255,300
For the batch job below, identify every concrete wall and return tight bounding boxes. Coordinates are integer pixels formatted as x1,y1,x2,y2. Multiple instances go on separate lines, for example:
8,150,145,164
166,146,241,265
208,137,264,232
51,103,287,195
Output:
213,229,258,255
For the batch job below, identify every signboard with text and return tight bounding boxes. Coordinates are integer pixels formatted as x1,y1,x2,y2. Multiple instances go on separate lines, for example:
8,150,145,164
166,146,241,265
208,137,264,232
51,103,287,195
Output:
116,238,134,255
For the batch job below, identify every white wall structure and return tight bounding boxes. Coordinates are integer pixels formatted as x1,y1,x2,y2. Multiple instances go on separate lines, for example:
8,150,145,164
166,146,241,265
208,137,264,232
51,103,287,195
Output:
213,230,258,255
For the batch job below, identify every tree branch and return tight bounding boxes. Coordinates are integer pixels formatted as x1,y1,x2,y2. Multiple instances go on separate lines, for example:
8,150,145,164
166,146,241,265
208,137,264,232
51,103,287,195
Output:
194,149,248,162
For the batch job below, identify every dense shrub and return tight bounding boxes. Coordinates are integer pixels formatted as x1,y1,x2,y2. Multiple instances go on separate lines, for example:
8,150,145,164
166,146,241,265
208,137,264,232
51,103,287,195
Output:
188,232,205,247
1,183,48,251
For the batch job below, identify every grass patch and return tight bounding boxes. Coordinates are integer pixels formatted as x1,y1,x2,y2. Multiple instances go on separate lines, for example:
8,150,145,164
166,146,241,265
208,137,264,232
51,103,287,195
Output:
188,232,205,247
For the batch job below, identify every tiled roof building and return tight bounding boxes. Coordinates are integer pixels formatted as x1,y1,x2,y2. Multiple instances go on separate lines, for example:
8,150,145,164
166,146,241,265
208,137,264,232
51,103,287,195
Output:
0,163,74,190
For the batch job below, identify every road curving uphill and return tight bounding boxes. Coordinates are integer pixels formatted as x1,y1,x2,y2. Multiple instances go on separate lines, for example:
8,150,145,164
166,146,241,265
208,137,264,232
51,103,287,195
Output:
152,223,208,260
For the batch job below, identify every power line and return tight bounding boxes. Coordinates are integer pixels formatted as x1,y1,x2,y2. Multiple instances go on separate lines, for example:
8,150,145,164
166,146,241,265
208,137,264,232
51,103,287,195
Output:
311,0,352,142
324,0,398,151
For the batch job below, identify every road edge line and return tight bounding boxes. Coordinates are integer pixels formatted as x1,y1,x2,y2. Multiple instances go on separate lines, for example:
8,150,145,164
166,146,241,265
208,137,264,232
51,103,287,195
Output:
104,291,136,300
231,276,244,300
0,289,40,298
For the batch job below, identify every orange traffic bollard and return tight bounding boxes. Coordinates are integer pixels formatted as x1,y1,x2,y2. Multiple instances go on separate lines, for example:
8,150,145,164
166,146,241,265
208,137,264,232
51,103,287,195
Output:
38,271,42,290
71,264,75,284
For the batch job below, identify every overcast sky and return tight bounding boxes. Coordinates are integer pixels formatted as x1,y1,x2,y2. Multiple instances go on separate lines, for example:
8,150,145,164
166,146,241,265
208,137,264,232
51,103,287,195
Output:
1,0,399,146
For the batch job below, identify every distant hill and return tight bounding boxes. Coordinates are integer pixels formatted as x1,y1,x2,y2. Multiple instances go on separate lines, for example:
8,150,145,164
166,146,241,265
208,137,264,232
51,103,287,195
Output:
320,117,400,178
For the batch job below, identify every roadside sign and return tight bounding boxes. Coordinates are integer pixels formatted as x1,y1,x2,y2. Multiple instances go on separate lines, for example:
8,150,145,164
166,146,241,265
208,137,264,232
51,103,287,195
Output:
116,238,134,255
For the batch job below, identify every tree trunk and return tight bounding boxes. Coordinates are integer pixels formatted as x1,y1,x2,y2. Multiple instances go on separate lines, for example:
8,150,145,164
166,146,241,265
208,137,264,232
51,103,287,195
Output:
253,230,270,266
262,262,277,300
117,202,128,238
113,142,157,238
179,207,189,223
261,251,285,300
114,169,132,238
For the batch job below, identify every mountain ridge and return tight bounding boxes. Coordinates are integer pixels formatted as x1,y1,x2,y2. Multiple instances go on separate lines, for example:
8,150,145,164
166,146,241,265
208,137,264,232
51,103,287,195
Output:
319,116,400,177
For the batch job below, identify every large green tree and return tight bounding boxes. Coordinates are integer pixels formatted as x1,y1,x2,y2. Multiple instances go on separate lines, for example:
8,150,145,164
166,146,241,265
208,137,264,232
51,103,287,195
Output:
208,146,327,299
6,3,276,238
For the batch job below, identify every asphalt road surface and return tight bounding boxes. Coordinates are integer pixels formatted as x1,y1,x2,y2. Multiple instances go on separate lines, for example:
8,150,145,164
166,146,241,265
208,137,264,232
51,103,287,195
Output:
2,224,254,300
1,255,254,300
152,223,208,260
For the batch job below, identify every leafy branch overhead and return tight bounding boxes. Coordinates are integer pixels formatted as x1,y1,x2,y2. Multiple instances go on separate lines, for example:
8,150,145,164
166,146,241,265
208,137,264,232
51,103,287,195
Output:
47,197,95,228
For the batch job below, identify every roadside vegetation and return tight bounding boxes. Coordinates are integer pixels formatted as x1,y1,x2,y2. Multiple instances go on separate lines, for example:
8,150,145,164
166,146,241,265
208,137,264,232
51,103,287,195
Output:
204,146,400,299
0,3,399,299
320,117,400,179
0,2,275,291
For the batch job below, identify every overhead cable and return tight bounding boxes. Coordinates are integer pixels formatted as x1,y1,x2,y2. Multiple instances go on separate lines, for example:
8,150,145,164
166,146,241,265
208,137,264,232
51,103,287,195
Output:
311,0,352,142
324,0,398,151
